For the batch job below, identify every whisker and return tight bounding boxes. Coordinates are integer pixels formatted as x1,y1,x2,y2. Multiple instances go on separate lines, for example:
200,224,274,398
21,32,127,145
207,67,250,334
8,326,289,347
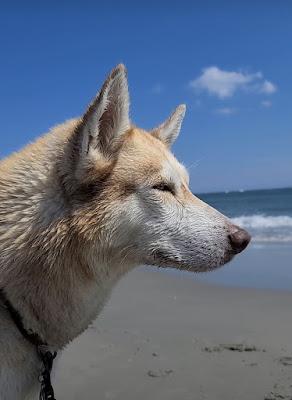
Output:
186,157,205,171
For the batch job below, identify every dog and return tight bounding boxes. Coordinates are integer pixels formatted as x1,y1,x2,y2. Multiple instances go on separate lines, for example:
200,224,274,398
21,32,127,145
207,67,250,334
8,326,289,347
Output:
0,64,250,399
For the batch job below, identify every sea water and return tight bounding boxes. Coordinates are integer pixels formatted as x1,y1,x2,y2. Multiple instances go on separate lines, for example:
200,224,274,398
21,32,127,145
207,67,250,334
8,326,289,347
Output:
192,188,292,290
199,187,292,243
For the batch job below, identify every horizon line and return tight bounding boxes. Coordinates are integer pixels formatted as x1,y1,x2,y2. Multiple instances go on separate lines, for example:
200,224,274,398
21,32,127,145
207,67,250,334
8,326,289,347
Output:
197,186,292,196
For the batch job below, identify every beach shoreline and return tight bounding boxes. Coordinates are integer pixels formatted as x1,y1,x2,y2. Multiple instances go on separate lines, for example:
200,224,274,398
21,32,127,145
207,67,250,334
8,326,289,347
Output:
54,266,292,400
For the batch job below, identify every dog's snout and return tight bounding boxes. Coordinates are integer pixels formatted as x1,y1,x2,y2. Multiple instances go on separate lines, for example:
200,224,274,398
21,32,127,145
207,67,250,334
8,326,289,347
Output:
228,227,251,254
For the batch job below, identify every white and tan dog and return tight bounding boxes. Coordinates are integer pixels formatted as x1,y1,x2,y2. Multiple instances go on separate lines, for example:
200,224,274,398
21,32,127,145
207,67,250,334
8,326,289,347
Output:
0,64,250,399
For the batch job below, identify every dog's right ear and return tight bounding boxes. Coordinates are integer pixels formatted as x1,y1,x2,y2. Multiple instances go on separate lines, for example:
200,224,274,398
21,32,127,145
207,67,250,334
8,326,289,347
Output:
72,64,130,174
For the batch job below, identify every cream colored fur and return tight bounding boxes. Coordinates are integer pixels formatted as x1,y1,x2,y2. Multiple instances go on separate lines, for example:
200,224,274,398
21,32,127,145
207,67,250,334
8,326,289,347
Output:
0,64,248,399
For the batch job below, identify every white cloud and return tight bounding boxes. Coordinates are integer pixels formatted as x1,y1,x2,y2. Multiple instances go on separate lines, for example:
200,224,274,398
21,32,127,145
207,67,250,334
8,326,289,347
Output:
260,80,277,94
190,66,277,99
261,100,272,108
215,107,236,115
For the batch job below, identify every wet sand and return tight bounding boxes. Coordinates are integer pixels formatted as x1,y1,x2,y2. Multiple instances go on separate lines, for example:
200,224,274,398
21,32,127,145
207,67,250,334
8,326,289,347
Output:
54,266,292,400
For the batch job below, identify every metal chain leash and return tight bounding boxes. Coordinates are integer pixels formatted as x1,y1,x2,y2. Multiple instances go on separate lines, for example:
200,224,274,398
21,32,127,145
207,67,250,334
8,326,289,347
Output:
38,347,57,400
0,289,58,400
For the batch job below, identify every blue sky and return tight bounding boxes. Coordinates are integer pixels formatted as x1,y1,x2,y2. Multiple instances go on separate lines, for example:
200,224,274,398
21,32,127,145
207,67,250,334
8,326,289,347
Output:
0,1,291,193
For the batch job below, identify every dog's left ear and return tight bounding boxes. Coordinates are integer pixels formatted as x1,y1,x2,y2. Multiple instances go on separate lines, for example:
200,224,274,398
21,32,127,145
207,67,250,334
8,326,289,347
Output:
151,104,186,148
78,64,130,161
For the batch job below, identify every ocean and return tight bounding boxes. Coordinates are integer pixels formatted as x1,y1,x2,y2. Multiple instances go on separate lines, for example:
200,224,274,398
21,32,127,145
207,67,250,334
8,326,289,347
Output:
181,187,292,291
198,187,292,243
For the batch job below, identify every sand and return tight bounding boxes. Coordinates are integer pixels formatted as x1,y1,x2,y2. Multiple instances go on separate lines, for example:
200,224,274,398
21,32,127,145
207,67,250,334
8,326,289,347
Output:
54,266,292,400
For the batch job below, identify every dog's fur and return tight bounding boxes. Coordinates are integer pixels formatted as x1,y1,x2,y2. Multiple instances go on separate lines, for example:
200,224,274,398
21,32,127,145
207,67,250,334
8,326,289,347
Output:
0,65,249,399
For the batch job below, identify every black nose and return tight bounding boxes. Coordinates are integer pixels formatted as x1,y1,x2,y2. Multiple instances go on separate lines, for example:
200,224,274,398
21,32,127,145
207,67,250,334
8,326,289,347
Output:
228,227,251,254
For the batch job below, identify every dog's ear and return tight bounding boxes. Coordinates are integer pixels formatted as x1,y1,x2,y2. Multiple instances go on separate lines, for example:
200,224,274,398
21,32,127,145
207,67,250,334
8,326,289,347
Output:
77,64,130,162
151,104,186,148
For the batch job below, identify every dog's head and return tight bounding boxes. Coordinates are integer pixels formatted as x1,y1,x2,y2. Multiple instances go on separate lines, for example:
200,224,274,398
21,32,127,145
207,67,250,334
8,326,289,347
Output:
66,64,250,273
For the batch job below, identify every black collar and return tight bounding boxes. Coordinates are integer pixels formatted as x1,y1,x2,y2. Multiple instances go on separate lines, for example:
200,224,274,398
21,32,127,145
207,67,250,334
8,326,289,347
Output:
0,288,46,347
0,288,57,400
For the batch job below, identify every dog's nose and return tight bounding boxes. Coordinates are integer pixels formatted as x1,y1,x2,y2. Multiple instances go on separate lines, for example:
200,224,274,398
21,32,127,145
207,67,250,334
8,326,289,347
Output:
228,227,251,254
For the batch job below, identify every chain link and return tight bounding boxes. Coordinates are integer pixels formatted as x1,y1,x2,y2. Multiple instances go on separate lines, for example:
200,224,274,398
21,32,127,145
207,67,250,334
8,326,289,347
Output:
38,349,57,400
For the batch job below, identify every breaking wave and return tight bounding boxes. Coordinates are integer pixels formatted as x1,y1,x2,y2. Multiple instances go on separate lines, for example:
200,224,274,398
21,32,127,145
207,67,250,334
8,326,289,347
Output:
231,215,292,243
232,215,292,229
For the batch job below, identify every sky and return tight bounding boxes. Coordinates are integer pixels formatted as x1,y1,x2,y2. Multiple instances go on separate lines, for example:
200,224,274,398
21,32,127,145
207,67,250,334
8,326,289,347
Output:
0,1,291,193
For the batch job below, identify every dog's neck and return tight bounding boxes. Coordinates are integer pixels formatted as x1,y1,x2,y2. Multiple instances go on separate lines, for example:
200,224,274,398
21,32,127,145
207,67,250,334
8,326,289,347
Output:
2,254,134,350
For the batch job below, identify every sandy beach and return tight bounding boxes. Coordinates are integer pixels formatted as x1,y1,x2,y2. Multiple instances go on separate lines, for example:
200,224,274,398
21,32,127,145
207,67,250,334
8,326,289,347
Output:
54,263,292,400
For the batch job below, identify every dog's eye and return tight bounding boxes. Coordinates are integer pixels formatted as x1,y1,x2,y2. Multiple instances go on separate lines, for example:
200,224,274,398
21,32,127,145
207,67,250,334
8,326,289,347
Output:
152,183,174,194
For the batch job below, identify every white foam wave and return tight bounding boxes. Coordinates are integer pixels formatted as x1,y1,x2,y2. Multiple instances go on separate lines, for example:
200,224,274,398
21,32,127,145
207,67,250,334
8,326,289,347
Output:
232,215,292,229
252,235,292,243
231,214,292,243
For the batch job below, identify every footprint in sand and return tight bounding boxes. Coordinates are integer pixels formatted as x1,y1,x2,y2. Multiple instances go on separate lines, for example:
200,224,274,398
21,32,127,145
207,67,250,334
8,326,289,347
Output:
147,369,173,378
278,357,292,367
203,343,264,353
